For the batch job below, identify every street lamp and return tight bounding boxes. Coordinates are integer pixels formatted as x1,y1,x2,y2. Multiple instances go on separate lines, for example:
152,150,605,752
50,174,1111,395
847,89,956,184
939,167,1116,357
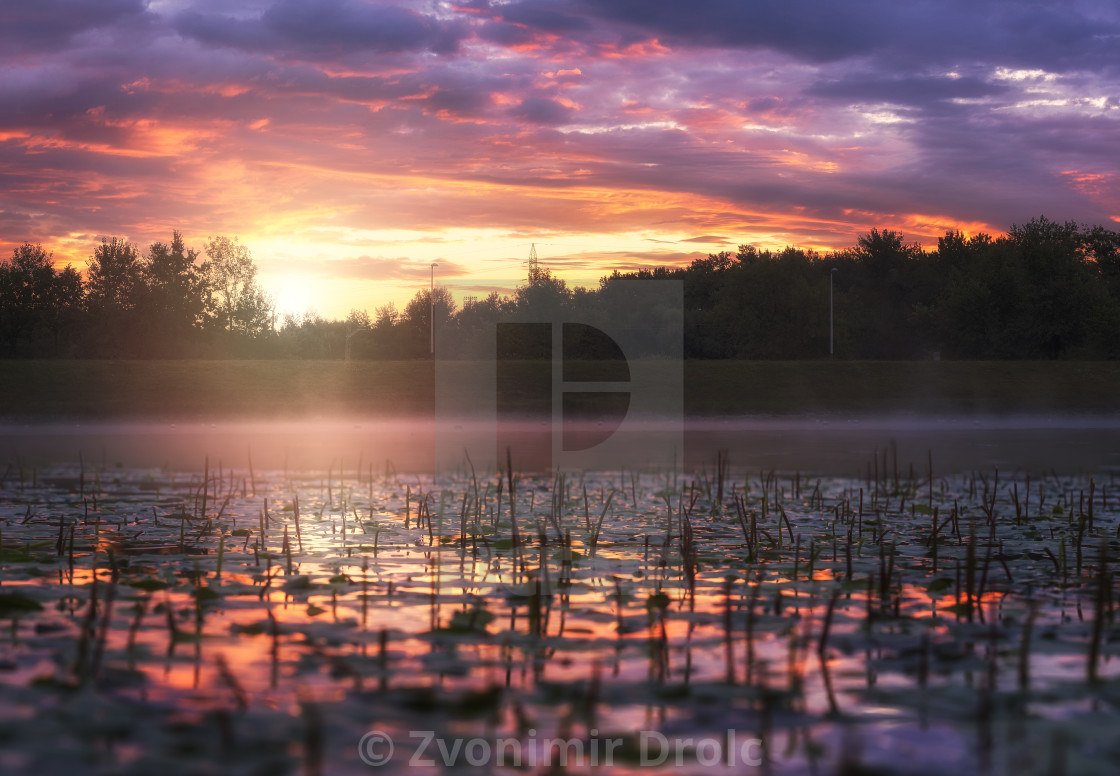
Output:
830,267,838,357
430,262,438,355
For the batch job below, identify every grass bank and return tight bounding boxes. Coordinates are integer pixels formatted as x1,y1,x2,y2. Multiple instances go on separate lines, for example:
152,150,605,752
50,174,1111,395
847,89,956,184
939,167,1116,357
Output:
0,360,434,420
2,359,1120,420
684,360,1120,415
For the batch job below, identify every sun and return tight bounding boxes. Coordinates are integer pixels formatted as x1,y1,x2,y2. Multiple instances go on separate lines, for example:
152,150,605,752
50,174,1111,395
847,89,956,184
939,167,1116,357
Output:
265,274,316,319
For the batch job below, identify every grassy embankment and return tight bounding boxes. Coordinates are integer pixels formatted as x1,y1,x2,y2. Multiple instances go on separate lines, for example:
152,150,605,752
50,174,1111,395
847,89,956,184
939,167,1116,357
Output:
2,359,1120,420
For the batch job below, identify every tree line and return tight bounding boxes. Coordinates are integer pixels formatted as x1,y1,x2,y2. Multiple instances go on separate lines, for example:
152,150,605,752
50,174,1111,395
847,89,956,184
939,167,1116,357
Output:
3,216,1119,360
673,216,1120,360
0,233,273,358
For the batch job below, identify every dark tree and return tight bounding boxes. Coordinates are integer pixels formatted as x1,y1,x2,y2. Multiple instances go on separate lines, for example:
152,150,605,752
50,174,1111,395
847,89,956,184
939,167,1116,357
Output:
142,231,205,355
85,238,145,356
402,287,456,357
0,243,83,356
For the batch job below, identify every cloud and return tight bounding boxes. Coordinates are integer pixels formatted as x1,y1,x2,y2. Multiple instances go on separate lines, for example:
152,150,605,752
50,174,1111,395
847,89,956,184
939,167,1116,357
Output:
270,255,470,281
174,0,465,62
495,0,1120,72
680,235,732,244
805,74,1009,106
476,20,538,47
0,0,150,54
2,0,1119,315
532,249,701,274
508,96,573,125
500,1,593,33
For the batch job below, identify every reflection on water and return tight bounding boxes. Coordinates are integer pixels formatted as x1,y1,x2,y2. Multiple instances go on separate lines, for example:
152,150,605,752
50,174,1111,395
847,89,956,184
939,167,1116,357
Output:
0,437,1119,774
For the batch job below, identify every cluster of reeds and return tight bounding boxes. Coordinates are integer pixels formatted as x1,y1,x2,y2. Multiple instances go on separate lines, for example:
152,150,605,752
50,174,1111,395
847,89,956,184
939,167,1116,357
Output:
4,440,1120,776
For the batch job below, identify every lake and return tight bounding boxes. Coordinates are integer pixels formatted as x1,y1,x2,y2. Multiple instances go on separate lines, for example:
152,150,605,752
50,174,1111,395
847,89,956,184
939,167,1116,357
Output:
1,415,1118,774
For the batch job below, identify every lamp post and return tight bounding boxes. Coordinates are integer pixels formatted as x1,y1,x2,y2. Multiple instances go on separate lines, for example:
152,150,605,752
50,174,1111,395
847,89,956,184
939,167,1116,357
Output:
430,262,438,355
830,267,838,357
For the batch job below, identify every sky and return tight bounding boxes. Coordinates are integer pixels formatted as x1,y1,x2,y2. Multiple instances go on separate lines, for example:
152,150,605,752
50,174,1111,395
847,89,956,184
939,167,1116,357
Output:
2,0,1118,318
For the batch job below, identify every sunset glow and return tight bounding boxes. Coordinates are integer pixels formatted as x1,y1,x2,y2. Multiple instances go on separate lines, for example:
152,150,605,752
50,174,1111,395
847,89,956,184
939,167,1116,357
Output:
3,0,1118,316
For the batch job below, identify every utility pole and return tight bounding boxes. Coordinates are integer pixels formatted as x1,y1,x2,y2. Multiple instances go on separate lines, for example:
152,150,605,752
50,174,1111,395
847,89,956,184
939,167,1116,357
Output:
430,262,438,355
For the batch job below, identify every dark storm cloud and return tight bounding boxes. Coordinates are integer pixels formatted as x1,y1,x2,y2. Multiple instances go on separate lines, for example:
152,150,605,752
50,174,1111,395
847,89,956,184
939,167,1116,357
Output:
0,0,150,53
174,0,465,60
499,1,594,33
495,0,885,61
495,0,1120,72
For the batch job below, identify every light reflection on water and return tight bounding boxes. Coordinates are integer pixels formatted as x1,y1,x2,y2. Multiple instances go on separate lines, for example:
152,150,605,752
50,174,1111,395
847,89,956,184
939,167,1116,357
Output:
0,437,1119,774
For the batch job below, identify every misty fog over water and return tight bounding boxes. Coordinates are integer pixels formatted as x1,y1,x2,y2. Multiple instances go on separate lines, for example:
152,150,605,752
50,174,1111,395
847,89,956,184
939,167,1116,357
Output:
3,414,1118,475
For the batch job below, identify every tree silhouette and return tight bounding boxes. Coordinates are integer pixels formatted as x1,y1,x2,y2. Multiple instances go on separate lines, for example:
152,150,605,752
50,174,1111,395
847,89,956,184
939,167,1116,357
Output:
0,244,83,356
85,238,144,356
403,287,455,357
143,232,205,355
4,217,1120,361
202,236,275,339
